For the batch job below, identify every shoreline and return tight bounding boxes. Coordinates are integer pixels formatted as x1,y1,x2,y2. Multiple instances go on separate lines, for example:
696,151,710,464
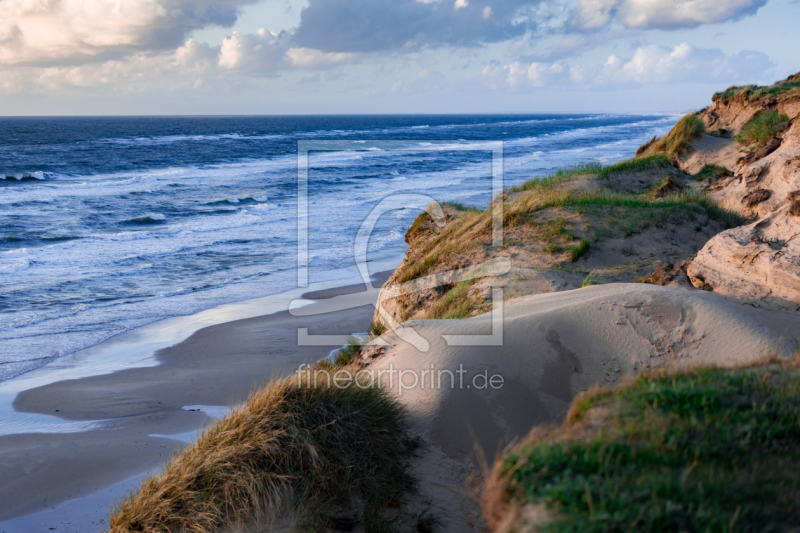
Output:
0,269,394,527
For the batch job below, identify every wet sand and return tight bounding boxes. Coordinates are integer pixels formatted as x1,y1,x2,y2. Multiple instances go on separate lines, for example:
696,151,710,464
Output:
0,272,391,526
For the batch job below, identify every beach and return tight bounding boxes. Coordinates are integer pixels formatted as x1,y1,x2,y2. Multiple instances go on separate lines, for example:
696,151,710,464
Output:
0,271,391,531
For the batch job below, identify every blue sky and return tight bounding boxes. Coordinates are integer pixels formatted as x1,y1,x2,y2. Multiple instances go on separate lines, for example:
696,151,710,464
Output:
0,0,797,115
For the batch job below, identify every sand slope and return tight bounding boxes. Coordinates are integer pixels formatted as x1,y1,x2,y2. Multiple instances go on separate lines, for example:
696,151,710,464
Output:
365,283,800,530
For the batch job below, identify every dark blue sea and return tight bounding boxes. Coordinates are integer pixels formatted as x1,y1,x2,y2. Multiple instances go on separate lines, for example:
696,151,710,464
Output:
0,114,678,381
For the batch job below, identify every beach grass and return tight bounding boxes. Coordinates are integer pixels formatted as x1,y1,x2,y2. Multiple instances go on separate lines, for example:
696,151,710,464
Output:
735,110,790,147
483,356,800,533
581,271,599,287
396,162,743,284
636,114,705,159
428,278,483,319
108,373,418,533
596,155,673,180
715,79,800,102
333,336,364,366
568,239,590,262
694,164,731,182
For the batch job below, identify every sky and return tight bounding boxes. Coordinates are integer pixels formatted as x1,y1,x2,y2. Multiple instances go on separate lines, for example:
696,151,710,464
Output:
0,0,798,115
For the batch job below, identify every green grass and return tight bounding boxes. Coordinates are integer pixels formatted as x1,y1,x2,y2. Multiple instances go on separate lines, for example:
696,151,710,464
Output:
596,155,673,180
694,164,731,182
428,278,482,319
713,85,748,101
488,358,800,533
735,110,790,147
568,239,590,262
712,79,800,102
753,78,800,98
581,272,599,287
511,163,603,193
511,156,672,193
552,191,742,229
334,336,365,366
396,158,744,287
444,201,481,212
368,319,387,338
109,373,419,533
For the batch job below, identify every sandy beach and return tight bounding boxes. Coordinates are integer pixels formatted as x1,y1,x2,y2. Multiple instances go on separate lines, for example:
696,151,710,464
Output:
0,271,392,531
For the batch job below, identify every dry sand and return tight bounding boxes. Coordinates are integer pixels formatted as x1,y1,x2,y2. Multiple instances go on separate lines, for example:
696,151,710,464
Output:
365,283,800,531
0,274,392,529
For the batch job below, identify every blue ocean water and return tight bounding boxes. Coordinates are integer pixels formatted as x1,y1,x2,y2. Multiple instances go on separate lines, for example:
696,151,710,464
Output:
0,114,678,381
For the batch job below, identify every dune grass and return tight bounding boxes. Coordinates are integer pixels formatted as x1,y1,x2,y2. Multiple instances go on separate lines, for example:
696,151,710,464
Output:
510,156,672,194
333,336,365,366
428,278,484,319
397,166,743,284
636,114,705,159
735,110,790,147
694,164,731,182
752,78,800,98
511,163,603,193
596,155,673,179
713,85,749,102
108,373,418,533
581,271,599,287
444,201,481,212
568,239,590,263
484,356,800,533
712,76,800,103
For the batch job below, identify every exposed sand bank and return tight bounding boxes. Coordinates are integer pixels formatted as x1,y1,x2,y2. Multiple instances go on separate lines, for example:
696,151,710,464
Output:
0,273,392,527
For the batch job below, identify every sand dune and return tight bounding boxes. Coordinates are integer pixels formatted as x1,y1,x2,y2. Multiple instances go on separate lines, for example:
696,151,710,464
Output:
364,283,799,529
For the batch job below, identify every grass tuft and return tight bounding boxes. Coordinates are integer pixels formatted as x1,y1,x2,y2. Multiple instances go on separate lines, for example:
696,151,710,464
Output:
444,201,481,212
581,272,599,287
735,110,790,147
368,319,387,339
636,114,705,159
109,374,418,533
334,336,365,366
568,239,590,263
485,357,800,533
428,279,483,319
694,164,731,182
511,163,602,193
596,155,673,180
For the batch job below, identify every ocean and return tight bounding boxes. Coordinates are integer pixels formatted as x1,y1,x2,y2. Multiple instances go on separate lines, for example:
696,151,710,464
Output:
0,114,678,382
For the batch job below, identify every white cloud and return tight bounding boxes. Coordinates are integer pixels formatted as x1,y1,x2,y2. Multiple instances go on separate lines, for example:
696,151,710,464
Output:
570,0,617,30
570,0,768,30
486,42,774,88
482,6,493,19
32,38,217,91
284,48,359,69
218,30,288,72
0,0,256,66
454,0,469,9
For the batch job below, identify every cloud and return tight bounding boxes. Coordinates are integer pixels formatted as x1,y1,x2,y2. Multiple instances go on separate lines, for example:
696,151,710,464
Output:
12,30,361,93
0,0,258,66
216,30,359,73
284,47,359,69
570,0,768,30
486,42,775,88
33,38,218,90
217,30,288,72
290,0,539,53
